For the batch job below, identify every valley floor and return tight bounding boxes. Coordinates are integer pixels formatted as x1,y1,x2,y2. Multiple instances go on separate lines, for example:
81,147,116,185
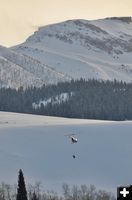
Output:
0,112,131,193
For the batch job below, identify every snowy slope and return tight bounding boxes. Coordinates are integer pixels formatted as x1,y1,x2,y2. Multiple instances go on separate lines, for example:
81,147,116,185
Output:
0,112,132,193
0,46,70,88
13,17,132,82
32,92,74,109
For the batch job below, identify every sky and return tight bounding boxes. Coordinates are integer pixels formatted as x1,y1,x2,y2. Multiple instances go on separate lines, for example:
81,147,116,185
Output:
0,0,132,47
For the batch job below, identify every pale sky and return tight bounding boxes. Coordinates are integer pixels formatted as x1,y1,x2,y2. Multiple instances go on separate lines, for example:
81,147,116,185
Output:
0,0,132,47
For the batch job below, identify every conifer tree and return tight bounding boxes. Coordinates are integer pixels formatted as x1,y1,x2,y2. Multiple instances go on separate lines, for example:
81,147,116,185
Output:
16,169,28,200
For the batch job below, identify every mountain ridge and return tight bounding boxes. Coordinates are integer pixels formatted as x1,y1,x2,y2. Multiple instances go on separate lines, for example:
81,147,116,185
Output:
0,17,132,88
13,17,132,83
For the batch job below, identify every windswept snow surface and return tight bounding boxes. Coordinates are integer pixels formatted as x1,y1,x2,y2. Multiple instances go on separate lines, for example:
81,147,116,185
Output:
14,17,132,83
0,112,131,193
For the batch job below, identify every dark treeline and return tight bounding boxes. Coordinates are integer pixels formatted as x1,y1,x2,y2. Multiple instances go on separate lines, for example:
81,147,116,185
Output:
0,182,115,200
0,169,115,200
0,182,116,200
0,79,132,120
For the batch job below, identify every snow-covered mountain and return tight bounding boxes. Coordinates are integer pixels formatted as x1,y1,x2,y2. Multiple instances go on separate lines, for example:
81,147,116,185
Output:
0,111,132,193
0,17,132,88
0,46,70,88
13,17,132,82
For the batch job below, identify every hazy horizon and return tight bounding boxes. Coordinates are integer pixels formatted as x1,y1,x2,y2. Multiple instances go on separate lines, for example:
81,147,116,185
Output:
1,0,132,47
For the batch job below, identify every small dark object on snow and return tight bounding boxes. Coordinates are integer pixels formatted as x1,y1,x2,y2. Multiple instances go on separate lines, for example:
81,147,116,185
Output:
72,155,76,159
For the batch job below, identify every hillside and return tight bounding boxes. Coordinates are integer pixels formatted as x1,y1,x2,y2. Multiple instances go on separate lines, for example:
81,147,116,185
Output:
13,17,132,82
1,79,132,121
0,46,70,88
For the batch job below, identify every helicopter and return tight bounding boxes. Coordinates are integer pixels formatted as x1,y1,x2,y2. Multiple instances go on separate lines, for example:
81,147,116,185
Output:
65,134,78,144
65,134,78,159
70,135,78,144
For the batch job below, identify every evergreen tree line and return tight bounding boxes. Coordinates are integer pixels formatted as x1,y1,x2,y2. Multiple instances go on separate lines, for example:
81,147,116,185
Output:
0,79,132,120
0,169,115,200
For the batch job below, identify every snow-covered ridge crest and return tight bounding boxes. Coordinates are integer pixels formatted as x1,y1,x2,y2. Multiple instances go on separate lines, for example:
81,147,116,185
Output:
106,17,132,23
13,17,132,83
24,17,132,54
